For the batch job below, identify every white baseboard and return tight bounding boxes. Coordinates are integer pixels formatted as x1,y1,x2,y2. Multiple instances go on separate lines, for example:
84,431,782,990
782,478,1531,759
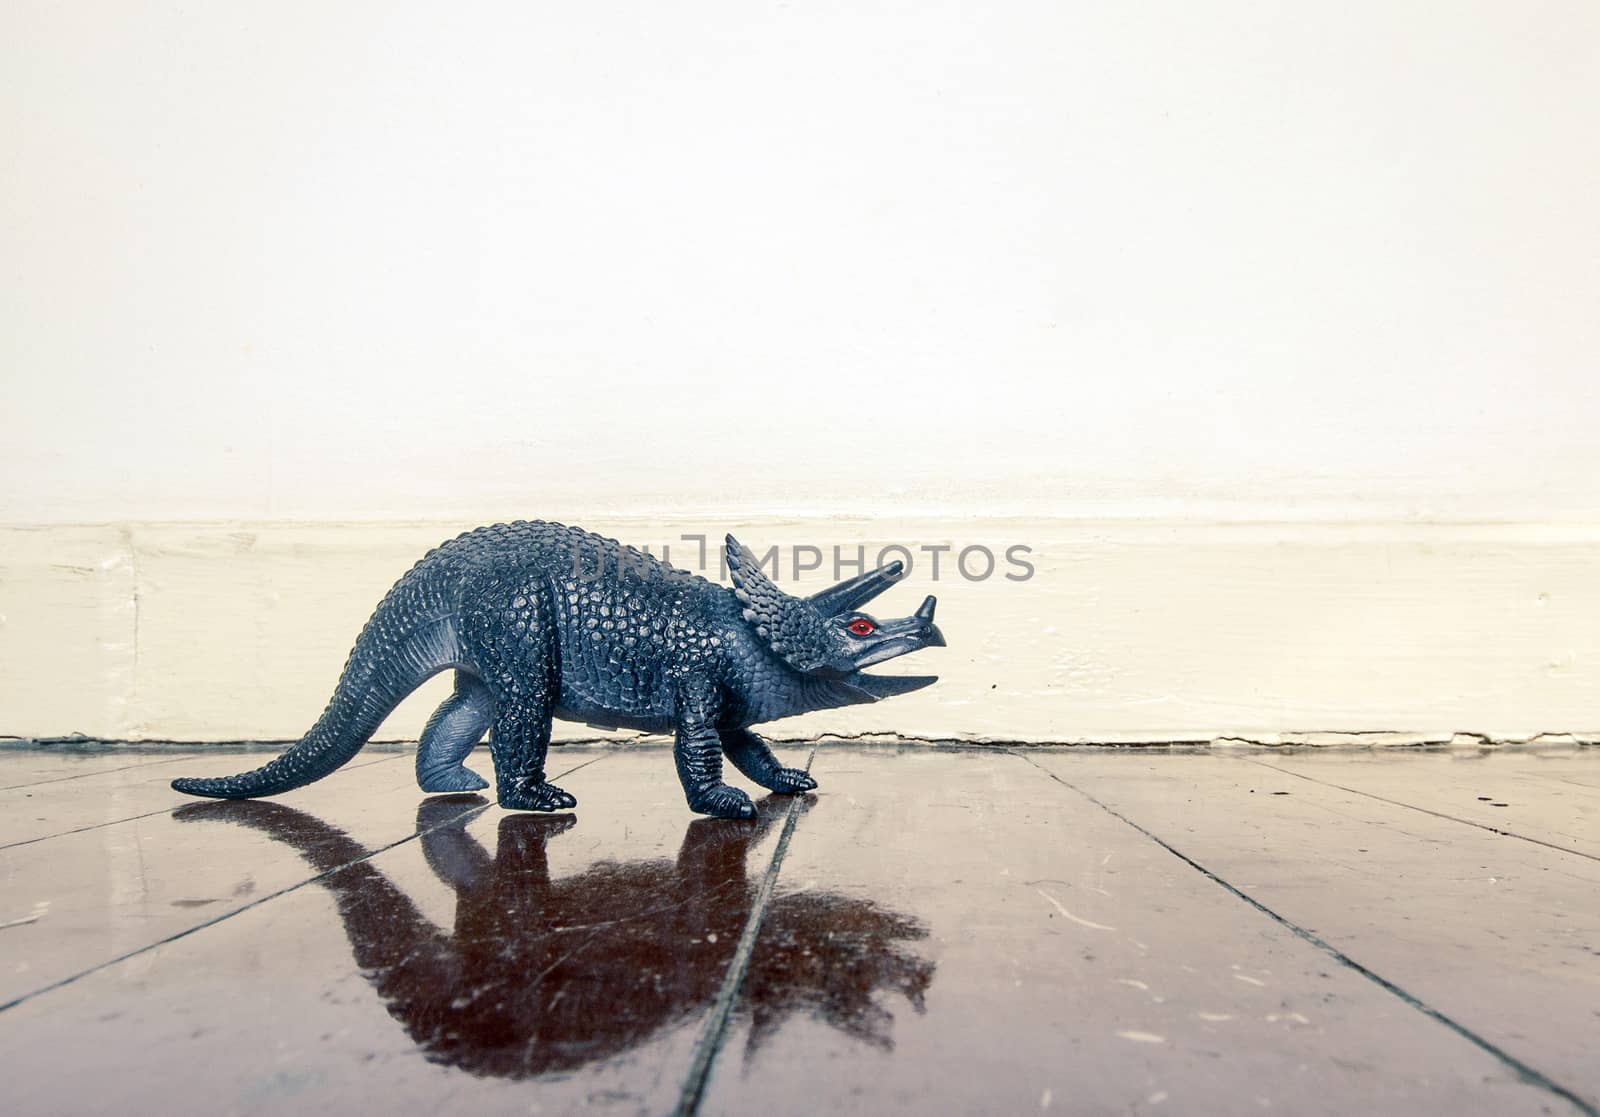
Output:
3,518,1598,744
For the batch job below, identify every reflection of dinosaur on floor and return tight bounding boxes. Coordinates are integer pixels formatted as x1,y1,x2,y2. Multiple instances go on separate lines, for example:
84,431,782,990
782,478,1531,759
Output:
176,795,934,1078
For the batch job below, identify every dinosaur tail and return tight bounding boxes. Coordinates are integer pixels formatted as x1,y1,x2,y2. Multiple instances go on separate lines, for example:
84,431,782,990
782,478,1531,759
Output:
171,572,466,800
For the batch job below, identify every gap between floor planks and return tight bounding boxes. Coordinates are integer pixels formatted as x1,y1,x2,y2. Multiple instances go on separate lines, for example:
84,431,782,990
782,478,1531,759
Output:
1242,756,1600,864
0,754,608,1014
0,753,408,852
1009,750,1598,1117
672,745,816,1117
0,752,209,793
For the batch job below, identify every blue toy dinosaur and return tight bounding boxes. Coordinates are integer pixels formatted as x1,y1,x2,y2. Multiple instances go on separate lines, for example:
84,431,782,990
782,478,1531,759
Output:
172,522,944,818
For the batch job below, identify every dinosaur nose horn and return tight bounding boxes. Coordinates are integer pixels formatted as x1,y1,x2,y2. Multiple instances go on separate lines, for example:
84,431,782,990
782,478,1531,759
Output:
916,595,937,624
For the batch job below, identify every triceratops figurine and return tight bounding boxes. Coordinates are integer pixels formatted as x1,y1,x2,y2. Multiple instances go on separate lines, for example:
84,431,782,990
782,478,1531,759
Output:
173,522,944,818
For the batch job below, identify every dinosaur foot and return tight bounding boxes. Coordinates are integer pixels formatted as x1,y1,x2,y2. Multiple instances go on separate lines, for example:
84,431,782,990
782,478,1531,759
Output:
497,777,577,812
417,765,490,793
688,784,757,820
757,767,817,794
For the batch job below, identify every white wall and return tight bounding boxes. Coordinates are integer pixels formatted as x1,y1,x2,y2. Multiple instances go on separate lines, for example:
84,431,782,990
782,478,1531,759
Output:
3,4,1599,743
5,520,1600,745
4,1,1598,524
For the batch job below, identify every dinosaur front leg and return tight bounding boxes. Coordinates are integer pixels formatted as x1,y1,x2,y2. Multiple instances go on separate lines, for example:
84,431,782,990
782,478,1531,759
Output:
721,727,817,794
416,671,493,793
487,695,576,812
674,678,756,820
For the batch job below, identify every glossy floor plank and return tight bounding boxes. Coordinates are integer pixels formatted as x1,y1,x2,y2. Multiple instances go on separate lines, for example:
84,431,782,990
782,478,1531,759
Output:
1248,749,1600,860
0,751,395,849
0,749,793,1116
1,745,1597,1115
0,748,204,792
1028,750,1600,1113
0,750,601,1007
702,748,1577,1116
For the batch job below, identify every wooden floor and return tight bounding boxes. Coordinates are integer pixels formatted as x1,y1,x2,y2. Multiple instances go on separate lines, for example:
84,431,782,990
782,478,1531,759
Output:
1,743,1597,1115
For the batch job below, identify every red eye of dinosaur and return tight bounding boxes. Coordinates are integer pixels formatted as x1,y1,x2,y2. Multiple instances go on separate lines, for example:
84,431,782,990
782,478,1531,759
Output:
846,618,876,637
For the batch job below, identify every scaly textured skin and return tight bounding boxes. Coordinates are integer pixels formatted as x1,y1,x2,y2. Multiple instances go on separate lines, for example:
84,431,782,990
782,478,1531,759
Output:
172,521,945,818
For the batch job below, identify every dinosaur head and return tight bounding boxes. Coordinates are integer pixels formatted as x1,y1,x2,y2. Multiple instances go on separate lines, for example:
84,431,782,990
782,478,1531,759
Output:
725,535,945,700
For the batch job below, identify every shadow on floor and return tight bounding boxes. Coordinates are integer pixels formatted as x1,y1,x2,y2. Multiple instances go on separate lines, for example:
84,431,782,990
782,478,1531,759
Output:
173,794,934,1079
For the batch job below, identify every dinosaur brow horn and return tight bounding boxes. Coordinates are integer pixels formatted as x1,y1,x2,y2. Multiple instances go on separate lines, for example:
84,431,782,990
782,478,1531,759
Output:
807,559,906,615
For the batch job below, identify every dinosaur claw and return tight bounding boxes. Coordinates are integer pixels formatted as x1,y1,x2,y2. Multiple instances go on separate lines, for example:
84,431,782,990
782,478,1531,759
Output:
763,767,817,794
498,777,578,813
690,784,756,820
417,766,490,793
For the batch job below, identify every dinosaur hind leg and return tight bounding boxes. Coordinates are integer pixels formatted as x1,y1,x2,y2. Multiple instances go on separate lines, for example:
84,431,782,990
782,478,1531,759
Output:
416,671,494,793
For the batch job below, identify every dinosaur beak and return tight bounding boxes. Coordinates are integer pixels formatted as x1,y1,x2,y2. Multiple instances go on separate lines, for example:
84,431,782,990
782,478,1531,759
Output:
807,559,906,615
830,593,946,703
848,596,946,669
